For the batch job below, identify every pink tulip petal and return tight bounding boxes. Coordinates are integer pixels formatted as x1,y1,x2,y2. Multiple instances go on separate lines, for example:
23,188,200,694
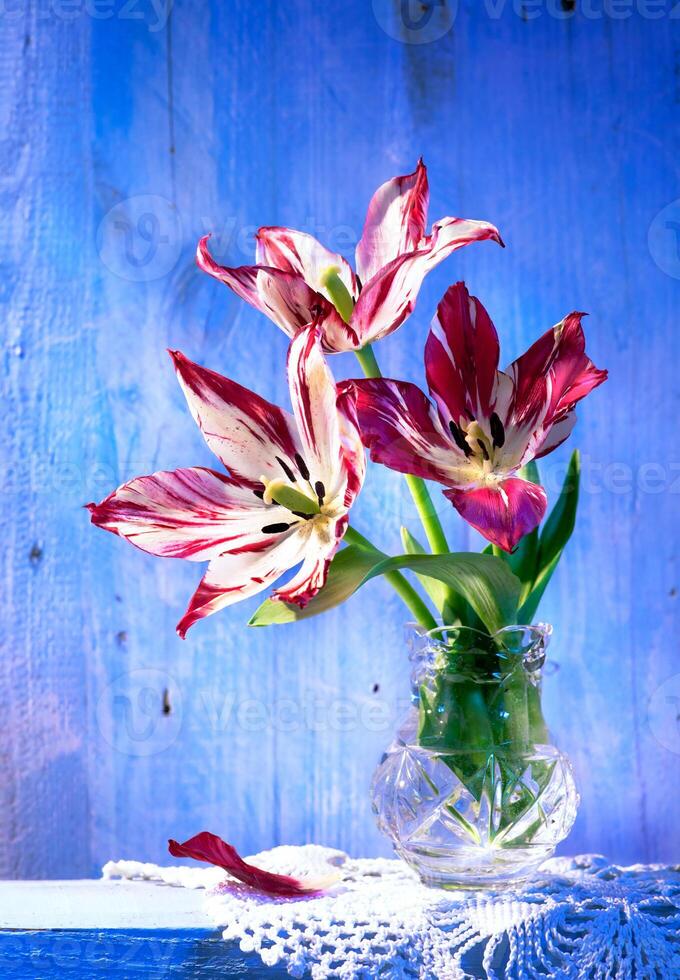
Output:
197,236,356,352
445,478,548,553
87,467,290,561
425,282,501,427
423,215,504,260
257,227,358,300
287,326,365,505
287,326,343,490
350,218,502,347
507,311,608,431
355,159,430,284
532,410,577,460
176,530,307,637
196,236,321,337
272,514,349,608
346,378,468,484
168,832,336,896
169,349,304,486
335,386,366,508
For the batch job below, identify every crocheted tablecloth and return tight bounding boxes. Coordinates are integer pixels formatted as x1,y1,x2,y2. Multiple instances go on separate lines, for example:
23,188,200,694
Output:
103,846,680,979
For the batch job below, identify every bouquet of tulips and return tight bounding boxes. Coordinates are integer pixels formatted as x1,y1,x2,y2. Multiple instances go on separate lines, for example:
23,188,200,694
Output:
89,160,605,644
90,164,606,875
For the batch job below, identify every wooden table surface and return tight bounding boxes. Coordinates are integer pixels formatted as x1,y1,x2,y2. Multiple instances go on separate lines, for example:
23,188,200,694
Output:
0,880,290,978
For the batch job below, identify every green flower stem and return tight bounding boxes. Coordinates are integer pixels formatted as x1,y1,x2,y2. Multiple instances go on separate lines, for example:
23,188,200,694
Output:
344,525,437,631
353,344,450,556
353,343,382,380
403,474,449,555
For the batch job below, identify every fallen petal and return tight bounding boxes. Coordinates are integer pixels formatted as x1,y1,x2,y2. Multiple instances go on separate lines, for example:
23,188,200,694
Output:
168,832,338,896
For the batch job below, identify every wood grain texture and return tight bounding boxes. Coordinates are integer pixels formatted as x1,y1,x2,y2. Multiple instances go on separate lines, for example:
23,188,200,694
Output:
0,930,289,979
1,1,678,877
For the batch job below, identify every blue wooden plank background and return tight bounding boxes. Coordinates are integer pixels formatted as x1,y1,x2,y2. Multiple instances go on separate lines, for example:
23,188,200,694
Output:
1,1,679,879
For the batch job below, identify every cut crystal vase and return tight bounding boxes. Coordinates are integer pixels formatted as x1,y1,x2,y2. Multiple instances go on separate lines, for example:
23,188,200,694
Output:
371,624,579,889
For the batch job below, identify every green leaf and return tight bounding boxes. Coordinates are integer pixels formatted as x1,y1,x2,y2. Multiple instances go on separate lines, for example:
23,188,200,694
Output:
536,449,580,570
518,551,562,624
511,532,539,600
519,460,541,486
248,545,379,626
406,528,480,627
384,554,519,632
250,547,521,634
518,450,580,622
400,527,450,614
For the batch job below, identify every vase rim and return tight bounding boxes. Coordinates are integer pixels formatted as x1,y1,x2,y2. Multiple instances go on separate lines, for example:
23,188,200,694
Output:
421,622,552,643
407,622,553,667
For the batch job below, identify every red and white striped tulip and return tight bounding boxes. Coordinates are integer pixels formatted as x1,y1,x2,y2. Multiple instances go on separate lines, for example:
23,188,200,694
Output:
87,325,365,637
346,283,607,552
197,159,502,353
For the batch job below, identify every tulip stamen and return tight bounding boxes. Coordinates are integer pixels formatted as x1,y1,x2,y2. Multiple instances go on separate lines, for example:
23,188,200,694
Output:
294,453,310,481
449,420,472,458
315,480,326,504
276,456,296,482
490,412,505,449
261,522,292,534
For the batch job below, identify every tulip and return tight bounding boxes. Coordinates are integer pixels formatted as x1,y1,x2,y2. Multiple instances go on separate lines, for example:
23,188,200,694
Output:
197,160,502,352
88,325,365,636
346,282,607,552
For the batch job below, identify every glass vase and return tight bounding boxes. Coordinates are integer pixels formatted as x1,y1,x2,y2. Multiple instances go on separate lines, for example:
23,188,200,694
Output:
371,624,579,889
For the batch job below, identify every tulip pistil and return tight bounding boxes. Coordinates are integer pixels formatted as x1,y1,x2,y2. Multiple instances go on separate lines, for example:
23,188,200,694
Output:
319,265,354,323
260,476,321,515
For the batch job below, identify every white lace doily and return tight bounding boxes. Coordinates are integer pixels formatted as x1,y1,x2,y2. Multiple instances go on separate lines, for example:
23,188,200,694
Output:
103,847,680,979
